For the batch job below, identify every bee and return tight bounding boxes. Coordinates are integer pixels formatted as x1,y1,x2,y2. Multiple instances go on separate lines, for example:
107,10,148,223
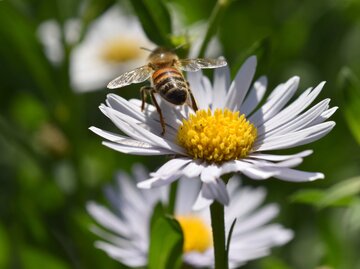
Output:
107,47,227,135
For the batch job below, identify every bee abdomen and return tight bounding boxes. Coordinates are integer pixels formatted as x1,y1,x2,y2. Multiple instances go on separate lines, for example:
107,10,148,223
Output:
153,67,182,86
153,67,188,105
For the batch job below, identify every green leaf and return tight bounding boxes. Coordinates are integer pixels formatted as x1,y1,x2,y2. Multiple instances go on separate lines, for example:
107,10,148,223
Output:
226,218,236,259
317,176,360,209
20,246,70,269
129,0,173,47
0,224,10,268
0,2,58,105
291,177,360,209
338,67,360,145
10,93,49,132
345,197,360,232
231,36,271,77
260,256,292,269
198,0,230,57
290,189,326,205
148,204,183,269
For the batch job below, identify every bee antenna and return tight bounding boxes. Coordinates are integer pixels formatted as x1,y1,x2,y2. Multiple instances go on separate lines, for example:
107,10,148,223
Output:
139,46,153,52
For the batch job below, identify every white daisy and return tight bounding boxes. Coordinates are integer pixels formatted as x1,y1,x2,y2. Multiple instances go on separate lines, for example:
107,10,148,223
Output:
69,6,153,92
37,19,81,65
87,166,293,268
90,56,337,208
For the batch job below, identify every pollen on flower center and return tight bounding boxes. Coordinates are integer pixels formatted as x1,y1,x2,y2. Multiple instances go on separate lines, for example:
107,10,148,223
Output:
176,215,212,253
177,109,257,163
100,37,143,63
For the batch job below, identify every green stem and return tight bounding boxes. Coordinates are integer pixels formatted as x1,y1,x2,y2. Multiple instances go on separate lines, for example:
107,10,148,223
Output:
168,180,179,214
198,0,230,58
210,201,228,269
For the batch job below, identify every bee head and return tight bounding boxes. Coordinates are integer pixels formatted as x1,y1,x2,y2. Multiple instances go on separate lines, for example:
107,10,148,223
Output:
147,47,179,67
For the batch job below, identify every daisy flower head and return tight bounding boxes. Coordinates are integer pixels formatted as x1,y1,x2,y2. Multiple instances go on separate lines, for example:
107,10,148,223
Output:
90,56,337,208
70,5,153,92
87,165,293,268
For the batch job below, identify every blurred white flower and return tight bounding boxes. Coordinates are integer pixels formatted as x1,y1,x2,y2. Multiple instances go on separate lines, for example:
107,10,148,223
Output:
91,56,337,208
37,6,153,92
69,6,153,92
37,19,81,65
87,165,293,268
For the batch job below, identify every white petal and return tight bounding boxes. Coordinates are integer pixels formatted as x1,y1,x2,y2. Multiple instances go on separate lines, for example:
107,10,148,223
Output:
259,99,330,138
219,160,277,180
257,81,325,134
106,107,186,154
225,56,257,111
90,125,166,152
151,158,192,179
225,175,242,195
212,65,231,109
192,187,214,210
87,202,130,236
137,174,179,188
249,76,299,127
182,161,205,178
271,167,324,182
305,106,338,127
106,94,149,124
225,186,267,226
246,157,304,168
187,70,212,109
240,76,267,116
241,165,278,180
89,126,127,142
249,149,313,161
102,106,161,144
102,141,172,155
231,204,279,236
255,121,335,151
229,224,293,253
183,250,213,268
95,241,147,267
106,94,178,137
91,226,137,250
176,178,201,214
201,179,229,205
200,164,222,183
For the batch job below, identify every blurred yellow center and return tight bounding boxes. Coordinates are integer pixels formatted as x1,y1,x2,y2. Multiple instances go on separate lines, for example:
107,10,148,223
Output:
176,215,212,253
177,109,257,163
101,37,143,63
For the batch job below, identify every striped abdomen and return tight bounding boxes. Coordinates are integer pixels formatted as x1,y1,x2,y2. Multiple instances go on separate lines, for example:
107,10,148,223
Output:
152,67,188,105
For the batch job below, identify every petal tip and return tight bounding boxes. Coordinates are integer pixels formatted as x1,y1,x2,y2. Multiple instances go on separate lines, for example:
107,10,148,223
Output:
310,173,324,181
137,181,152,189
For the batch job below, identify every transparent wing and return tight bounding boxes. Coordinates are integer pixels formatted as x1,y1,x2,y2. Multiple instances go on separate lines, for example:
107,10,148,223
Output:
179,58,227,72
107,65,152,89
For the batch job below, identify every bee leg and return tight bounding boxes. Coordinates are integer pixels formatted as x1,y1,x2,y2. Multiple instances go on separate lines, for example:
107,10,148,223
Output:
140,86,153,111
149,90,166,135
187,83,199,111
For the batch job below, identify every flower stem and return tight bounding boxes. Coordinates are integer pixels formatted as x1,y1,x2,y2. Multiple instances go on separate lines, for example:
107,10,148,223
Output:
198,0,230,58
210,201,228,269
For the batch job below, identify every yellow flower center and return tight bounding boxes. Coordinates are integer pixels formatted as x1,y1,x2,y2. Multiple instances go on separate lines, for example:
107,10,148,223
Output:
176,215,212,253
177,109,257,163
100,37,144,63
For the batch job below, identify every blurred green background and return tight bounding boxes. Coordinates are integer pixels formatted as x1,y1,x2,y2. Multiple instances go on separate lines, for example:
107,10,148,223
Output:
1,0,360,268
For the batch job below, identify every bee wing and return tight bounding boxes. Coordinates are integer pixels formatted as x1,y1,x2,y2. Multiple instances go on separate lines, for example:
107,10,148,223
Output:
107,65,152,89
179,58,227,72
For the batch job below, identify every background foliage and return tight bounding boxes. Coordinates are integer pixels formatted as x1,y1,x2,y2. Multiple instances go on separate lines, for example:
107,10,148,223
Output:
1,0,360,268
